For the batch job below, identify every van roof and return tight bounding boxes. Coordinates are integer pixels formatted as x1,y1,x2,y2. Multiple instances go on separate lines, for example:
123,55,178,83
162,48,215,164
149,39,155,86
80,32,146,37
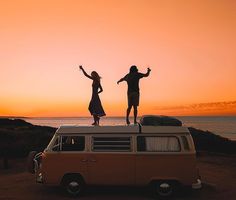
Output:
56,125,189,135
56,125,140,134
141,126,189,133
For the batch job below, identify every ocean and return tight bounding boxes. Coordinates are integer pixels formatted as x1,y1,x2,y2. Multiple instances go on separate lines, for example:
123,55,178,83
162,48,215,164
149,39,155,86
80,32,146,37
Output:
24,116,236,141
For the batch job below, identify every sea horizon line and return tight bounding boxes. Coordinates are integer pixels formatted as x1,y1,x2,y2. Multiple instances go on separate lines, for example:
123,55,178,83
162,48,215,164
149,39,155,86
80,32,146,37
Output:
1,115,236,119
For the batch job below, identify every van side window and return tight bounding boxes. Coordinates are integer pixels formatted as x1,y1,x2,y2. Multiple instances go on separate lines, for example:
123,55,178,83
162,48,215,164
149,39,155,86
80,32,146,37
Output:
181,136,190,150
92,137,131,152
137,136,180,152
61,136,85,151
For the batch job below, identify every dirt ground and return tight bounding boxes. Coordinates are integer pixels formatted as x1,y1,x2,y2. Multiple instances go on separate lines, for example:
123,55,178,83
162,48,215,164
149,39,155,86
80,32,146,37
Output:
0,154,236,200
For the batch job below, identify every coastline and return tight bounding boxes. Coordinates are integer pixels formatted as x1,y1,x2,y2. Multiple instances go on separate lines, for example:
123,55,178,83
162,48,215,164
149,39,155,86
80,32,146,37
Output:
0,118,235,159
19,116,236,141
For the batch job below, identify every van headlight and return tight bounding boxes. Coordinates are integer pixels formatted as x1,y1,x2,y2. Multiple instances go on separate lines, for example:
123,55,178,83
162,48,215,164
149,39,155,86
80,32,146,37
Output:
192,179,202,189
36,173,43,183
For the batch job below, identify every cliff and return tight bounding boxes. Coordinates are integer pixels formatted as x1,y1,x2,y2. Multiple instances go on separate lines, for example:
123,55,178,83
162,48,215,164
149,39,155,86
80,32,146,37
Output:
0,118,235,158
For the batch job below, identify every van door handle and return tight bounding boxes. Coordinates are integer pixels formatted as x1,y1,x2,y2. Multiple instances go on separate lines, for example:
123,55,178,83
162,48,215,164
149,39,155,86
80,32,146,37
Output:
90,159,96,162
81,159,88,162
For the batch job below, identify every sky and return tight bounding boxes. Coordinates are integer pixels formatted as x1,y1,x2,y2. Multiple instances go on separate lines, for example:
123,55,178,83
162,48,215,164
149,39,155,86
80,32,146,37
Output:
0,0,236,117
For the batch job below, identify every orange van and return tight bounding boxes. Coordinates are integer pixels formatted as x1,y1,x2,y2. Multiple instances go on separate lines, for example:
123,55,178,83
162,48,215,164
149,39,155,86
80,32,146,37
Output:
28,124,201,197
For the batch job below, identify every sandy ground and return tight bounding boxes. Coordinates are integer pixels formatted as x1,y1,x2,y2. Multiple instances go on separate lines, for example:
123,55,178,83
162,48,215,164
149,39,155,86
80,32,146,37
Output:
0,154,236,200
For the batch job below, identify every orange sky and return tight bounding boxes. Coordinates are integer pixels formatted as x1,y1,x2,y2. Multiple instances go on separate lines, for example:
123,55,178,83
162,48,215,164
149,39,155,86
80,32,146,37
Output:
0,0,236,117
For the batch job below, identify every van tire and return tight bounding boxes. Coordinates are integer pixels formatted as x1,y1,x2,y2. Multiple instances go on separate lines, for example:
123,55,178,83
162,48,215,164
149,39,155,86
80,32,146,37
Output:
27,151,37,174
151,180,179,198
62,174,85,197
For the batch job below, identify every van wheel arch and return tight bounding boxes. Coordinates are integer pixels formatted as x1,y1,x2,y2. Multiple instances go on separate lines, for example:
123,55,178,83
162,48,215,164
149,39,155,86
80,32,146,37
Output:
61,173,86,196
149,179,181,198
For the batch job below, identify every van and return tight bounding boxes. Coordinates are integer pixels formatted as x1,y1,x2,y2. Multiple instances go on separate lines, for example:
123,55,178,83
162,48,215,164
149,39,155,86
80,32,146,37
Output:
28,123,201,197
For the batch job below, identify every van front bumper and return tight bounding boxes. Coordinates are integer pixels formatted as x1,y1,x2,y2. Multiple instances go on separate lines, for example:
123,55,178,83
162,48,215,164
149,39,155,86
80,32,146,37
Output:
192,179,202,189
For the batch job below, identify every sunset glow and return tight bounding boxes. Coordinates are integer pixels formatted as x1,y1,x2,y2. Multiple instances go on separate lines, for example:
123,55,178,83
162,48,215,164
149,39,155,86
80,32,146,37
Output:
1,0,236,117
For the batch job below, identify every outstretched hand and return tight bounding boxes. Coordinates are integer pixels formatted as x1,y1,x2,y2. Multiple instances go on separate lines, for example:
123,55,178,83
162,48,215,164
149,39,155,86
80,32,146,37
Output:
147,67,151,72
79,65,83,70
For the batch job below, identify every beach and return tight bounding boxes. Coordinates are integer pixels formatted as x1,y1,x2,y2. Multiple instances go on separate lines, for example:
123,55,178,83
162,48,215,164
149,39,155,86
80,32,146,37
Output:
23,116,236,140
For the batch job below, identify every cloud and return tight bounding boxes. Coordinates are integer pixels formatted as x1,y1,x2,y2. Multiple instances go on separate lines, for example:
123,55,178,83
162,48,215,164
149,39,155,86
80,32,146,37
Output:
153,101,236,115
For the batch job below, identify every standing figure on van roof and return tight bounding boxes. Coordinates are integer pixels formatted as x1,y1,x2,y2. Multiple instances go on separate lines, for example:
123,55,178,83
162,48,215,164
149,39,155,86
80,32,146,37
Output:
79,65,106,125
117,65,151,125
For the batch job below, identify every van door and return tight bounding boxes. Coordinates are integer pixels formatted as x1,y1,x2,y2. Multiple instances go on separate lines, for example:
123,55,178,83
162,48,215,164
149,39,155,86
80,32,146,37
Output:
135,136,182,185
87,136,135,186
43,135,88,184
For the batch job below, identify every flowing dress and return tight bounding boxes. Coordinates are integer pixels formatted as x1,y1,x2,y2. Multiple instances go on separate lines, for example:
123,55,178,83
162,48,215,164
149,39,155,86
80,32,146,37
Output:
88,81,106,117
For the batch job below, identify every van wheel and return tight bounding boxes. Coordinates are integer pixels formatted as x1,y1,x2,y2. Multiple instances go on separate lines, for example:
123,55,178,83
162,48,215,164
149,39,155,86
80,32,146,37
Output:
62,175,85,196
152,181,177,198
27,151,37,174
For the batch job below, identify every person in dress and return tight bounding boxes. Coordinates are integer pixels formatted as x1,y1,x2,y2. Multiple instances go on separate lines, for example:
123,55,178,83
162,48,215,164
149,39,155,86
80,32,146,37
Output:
117,65,151,125
79,65,106,125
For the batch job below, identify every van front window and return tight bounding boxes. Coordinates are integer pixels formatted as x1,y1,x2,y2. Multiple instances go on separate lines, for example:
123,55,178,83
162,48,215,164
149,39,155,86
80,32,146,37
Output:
61,136,85,151
51,136,60,151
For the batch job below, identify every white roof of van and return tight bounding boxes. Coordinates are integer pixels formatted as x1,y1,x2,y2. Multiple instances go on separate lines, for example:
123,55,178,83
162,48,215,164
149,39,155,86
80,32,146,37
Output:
141,126,189,133
56,125,140,134
56,125,189,134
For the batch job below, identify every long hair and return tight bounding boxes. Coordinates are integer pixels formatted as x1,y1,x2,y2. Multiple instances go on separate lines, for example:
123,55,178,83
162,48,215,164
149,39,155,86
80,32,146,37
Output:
91,71,101,82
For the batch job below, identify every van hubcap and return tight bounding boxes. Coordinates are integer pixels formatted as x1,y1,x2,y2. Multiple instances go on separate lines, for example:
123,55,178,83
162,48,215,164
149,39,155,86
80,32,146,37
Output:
157,183,172,196
68,181,80,194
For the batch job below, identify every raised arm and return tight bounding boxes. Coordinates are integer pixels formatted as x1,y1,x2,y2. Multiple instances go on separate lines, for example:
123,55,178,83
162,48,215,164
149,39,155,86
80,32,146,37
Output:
141,68,151,77
79,65,93,79
117,76,127,84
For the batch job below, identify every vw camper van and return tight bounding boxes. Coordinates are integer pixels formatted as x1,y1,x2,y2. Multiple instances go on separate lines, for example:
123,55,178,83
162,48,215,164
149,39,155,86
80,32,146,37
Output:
28,120,201,197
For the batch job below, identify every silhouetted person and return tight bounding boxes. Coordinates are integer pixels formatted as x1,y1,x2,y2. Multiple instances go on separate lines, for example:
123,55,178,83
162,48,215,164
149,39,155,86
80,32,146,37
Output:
79,65,106,125
117,65,151,124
